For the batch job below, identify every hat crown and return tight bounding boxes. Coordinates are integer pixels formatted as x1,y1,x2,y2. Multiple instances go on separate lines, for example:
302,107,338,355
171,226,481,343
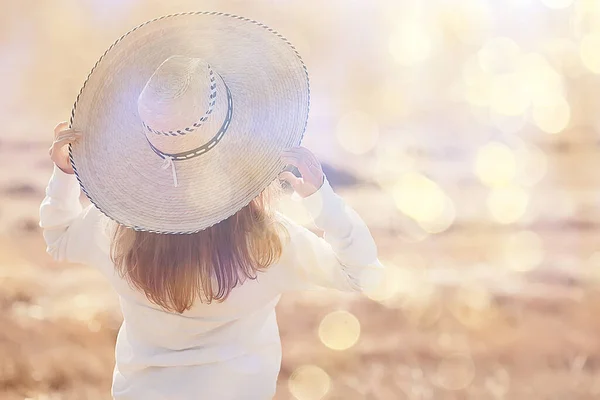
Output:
137,56,216,135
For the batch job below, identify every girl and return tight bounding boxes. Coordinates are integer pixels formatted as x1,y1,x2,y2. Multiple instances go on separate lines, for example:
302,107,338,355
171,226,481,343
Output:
40,12,383,400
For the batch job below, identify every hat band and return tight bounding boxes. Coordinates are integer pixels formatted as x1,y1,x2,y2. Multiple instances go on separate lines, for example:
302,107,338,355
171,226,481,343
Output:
146,79,233,162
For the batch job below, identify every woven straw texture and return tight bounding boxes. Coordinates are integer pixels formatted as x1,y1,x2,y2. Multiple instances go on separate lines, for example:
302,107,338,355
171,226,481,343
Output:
68,12,310,234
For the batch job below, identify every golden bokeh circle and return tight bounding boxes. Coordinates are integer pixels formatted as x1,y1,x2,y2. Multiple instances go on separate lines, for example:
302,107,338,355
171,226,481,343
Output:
517,53,564,108
392,172,447,223
487,186,529,224
389,23,434,66
532,97,571,134
474,142,517,188
478,37,521,74
288,365,331,400
364,261,404,304
318,310,361,351
514,144,547,187
489,73,531,116
417,195,456,234
580,34,600,73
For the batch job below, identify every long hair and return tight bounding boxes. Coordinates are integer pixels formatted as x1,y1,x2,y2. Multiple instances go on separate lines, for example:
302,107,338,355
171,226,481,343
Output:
110,183,287,313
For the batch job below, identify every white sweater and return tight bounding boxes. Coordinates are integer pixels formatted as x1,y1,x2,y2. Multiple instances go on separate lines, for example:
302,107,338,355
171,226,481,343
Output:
39,165,384,400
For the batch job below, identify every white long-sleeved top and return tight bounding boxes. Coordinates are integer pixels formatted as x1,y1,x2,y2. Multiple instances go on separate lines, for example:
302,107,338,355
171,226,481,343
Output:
39,165,384,400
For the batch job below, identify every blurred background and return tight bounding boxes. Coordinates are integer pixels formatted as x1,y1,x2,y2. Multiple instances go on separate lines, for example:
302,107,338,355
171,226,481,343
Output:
3,0,600,399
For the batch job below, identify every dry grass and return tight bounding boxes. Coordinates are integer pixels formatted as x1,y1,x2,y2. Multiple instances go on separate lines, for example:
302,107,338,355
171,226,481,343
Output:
2,227,600,399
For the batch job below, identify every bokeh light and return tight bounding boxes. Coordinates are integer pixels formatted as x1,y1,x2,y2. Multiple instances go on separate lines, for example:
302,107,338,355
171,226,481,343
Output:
434,332,472,357
288,365,331,400
580,34,600,73
503,230,544,272
433,354,476,390
518,53,565,108
464,47,570,122
490,111,528,134
372,256,440,326
464,55,490,87
389,22,434,66
485,366,511,397
363,261,403,303
478,37,521,75
366,256,431,309
87,319,102,333
509,0,535,6
388,215,431,243
532,96,571,134
401,277,443,328
474,142,517,188
585,252,600,282
514,143,548,187
463,55,492,107
487,186,529,224
581,0,600,33
391,171,457,233
318,310,361,351
437,0,493,46
335,110,379,155
404,294,443,328
392,172,447,225
543,38,586,78
417,195,456,234
540,0,574,9
373,78,413,121
373,139,416,190
449,282,498,329
489,73,531,116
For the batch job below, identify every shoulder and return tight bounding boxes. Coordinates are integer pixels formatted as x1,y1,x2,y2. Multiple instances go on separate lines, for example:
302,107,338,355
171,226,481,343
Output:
79,204,114,254
273,211,316,239
272,211,325,261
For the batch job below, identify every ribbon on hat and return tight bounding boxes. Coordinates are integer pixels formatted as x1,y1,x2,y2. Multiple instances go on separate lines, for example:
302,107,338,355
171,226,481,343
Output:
146,73,234,188
161,156,178,187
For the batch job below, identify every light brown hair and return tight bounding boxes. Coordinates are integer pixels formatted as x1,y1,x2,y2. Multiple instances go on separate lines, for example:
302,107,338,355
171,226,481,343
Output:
110,183,287,313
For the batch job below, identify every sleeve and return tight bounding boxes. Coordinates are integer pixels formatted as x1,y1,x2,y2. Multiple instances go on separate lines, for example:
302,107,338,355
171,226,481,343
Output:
39,165,110,265
276,177,385,292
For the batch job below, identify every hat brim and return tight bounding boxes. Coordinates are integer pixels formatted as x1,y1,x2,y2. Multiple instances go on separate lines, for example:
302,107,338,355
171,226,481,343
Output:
69,12,310,234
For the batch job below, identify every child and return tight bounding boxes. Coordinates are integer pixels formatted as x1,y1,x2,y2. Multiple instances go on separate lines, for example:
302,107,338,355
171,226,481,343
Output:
40,12,383,400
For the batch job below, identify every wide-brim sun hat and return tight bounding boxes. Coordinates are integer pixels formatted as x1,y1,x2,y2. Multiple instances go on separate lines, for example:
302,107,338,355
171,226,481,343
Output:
69,11,310,234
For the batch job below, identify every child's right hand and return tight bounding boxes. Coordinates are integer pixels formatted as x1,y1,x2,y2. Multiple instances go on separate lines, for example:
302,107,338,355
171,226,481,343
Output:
49,121,81,174
279,146,325,198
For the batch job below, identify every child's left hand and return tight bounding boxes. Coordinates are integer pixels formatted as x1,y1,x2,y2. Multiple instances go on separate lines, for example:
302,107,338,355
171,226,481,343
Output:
279,146,325,198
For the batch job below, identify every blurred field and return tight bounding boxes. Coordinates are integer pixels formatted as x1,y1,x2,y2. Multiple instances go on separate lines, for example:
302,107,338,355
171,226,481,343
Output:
4,0,600,399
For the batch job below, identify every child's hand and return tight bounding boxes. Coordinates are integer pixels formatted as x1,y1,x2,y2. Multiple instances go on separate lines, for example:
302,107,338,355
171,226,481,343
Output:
49,121,81,174
279,146,325,198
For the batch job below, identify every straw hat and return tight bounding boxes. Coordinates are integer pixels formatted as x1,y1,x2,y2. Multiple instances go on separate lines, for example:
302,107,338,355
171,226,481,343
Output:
68,12,310,234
